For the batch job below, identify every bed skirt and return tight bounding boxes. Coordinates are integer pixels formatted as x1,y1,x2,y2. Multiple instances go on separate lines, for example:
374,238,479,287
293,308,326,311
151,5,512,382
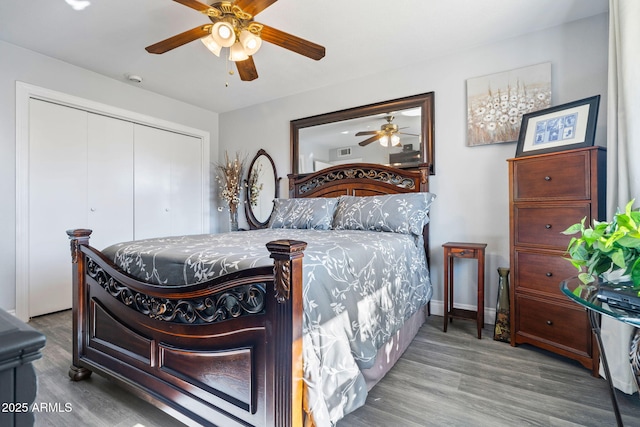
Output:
362,304,428,390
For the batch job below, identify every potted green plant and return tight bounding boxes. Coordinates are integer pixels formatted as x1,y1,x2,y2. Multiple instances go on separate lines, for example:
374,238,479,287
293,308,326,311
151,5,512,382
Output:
563,200,640,287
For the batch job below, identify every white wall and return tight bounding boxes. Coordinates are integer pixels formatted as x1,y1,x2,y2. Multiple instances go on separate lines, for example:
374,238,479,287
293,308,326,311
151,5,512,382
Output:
0,40,219,312
218,14,609,316
0,14,609,315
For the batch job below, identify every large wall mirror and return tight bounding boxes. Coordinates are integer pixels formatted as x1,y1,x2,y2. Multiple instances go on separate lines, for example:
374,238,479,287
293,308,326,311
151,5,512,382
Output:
290,92,434,176
245,149,279,229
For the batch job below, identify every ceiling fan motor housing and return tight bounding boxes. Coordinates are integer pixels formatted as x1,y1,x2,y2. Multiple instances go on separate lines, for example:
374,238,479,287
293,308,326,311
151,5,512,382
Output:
382,123,399,133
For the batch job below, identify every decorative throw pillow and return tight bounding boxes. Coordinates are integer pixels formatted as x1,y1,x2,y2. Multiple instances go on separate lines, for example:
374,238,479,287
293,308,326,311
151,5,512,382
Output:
332,192,436,235
269,197,340,230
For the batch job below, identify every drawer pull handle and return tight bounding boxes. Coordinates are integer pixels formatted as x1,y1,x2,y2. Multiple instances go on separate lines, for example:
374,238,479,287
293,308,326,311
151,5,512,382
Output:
459,251,466,256
545,224,552,229
546,320,553,326
544,176,551,181
546,272,553,277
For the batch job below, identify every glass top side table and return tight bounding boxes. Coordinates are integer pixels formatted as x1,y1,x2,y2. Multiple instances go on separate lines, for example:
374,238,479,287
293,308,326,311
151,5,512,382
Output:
561,277,640,427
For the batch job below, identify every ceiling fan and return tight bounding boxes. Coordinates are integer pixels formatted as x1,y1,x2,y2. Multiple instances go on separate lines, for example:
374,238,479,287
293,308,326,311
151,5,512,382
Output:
145,0,326,81
356,115,419,147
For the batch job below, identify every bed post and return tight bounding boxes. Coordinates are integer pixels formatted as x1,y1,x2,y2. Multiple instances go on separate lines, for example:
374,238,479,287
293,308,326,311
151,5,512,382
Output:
66,229,93,381
266,239,307,427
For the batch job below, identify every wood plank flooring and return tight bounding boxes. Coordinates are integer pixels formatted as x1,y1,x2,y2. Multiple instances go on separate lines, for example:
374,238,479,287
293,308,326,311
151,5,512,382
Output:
27,310,640,426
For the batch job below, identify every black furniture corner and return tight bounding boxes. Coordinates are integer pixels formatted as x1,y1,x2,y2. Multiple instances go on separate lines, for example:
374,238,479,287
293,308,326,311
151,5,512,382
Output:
0,308,46,427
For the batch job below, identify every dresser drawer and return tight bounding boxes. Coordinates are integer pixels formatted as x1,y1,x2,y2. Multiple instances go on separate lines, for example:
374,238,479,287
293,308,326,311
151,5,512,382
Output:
514,204,591,249
513,152,591,201
515,251,578,296
516,295,591,355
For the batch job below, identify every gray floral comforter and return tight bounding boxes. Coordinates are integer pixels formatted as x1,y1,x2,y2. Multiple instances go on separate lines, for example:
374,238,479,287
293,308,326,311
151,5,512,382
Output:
102,228,431,426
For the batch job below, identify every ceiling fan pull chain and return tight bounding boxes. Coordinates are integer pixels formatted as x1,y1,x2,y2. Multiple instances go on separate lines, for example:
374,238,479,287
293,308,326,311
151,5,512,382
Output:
225,50,234,87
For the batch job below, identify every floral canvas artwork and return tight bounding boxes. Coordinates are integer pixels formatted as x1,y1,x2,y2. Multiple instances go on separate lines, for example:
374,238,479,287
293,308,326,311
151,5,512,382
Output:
466,62,551,146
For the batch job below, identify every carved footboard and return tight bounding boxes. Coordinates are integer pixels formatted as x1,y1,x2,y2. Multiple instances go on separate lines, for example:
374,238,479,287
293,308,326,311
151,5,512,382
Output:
67,229,306,427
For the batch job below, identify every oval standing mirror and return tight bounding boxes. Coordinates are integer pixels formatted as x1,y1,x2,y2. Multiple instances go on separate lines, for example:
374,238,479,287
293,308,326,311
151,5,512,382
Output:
290,92,435,176
245,149,279,229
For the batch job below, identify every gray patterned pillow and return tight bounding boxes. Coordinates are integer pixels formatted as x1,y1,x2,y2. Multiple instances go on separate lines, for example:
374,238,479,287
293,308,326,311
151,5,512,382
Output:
332,192,436,235
269,198,340,230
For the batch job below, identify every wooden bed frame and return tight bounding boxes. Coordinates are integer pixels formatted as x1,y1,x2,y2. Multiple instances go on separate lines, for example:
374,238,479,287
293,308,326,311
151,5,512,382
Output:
67,163,429,427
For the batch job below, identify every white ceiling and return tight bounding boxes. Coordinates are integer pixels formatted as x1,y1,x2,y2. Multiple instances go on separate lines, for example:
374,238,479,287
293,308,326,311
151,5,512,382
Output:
0,0,608,113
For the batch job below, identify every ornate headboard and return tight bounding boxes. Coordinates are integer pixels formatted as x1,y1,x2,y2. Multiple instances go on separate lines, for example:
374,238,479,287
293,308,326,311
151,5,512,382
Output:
288,163,431,264
288,163,429,198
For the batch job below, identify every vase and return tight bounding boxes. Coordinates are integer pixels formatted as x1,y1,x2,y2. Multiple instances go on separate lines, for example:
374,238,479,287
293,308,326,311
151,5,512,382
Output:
229,206,239,232
493,267,510,342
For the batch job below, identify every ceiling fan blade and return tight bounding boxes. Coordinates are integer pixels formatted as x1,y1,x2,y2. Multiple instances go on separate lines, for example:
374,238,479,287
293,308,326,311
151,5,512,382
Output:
146,25,211,54
236,0,278,16
398,132,420,136
173,0,214,13
236,56,259,81
355,131,379,136
259,24,325,60
359,135,383,147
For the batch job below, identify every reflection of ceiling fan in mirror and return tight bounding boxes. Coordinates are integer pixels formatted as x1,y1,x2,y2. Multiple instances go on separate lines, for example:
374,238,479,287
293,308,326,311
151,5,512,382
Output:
356,115,419,147
145,0,326,81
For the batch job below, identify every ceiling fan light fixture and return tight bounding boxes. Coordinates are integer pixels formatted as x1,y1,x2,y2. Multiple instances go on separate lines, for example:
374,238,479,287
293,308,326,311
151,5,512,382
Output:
239,30,262,56
212,21,236,48
200,35,222,57
229,41,249,62
379,133,400,147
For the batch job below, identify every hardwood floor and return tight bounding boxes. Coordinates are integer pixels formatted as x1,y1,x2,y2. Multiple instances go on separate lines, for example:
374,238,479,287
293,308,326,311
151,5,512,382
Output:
28,310,640,426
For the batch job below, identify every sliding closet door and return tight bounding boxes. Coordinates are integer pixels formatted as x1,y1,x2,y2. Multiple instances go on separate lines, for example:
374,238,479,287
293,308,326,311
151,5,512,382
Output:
18,83,210,320
134,125,204,240
28,102,135,317
87,113,134,250
168,132,203,236
29,99,88,317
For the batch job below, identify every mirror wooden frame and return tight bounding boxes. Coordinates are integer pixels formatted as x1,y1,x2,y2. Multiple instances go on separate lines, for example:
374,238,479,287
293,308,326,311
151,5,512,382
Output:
290,92,435,176
245,149,280,229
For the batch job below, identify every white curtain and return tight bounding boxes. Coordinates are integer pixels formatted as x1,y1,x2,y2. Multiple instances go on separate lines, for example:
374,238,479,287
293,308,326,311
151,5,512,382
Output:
602,0,640,394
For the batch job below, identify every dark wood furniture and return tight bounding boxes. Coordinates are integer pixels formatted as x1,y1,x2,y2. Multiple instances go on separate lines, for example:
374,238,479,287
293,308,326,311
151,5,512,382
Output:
389,149,421,166
0,308,46,427
244,149,280,230
508,146,606,376
442,242,487,339
67,163,430,427
290,92,435,175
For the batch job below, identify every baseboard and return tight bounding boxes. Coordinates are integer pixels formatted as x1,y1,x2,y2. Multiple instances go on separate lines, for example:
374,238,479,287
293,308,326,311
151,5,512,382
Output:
429,300,497,328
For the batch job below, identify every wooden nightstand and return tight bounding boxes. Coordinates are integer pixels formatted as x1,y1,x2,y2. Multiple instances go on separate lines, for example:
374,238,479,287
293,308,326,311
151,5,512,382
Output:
442,242,487,339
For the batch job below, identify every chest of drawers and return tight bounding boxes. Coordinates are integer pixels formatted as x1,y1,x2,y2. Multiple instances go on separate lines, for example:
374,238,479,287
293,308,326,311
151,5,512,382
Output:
508,147,606,375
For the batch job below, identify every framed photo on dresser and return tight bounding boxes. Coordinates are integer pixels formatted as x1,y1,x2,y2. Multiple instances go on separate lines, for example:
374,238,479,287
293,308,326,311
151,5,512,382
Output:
515,95,600,157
